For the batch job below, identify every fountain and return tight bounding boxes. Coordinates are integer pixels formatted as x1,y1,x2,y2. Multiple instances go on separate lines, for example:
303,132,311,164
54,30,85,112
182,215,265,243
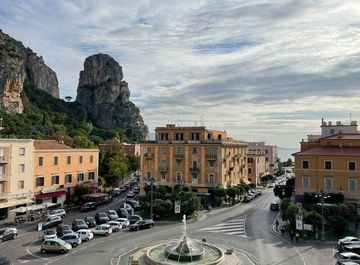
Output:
145,215,225,265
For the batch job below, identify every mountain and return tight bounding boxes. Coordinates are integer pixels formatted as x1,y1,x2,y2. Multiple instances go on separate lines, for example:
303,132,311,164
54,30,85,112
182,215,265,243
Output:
0,29,59,114
76,54,148,142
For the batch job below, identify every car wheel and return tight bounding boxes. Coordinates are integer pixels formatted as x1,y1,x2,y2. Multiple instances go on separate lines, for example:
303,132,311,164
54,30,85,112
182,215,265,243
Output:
72,243,78,248
60,249,65,254
105,232,109,236
41,249,46,254
136,227,139,231
115,228,119,232
84,237,89,242
13,234,17,239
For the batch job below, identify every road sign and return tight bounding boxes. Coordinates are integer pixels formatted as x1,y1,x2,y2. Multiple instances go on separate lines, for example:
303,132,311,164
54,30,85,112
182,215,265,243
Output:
303,224,313,231
295,214,303,221
296,220,303,230
174,201,181,214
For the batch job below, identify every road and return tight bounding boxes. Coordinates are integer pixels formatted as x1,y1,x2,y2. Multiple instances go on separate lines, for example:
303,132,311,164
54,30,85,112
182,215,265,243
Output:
1,188,336,265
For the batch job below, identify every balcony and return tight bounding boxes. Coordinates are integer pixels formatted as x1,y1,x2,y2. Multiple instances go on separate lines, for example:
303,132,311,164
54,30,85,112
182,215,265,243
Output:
0,175,7,182
189,167,200,173
144,153,153,159
206,155,217,161
173,179,184,184
0,156,7,163
174,154,183,160
229,162,235,169
204,181,216,187
159,166,168,172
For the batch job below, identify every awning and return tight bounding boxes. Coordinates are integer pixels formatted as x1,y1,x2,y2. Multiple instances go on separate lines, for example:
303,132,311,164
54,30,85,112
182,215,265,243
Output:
0,199,34,209
26,202,57,211
35,190,66,200
82,192,108,199
241,179,252,185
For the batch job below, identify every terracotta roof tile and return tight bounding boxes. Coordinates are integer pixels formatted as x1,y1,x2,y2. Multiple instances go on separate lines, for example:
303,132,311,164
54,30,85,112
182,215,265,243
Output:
294,146,360,156
34,140,72,150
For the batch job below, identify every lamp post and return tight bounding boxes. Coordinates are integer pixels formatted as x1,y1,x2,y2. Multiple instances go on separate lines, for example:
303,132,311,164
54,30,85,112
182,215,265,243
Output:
150,177,155,221
315,190,329,241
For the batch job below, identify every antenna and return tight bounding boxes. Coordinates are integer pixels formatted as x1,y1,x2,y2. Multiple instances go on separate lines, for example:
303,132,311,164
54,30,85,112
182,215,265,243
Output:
350,113,352,122
200,115,205,126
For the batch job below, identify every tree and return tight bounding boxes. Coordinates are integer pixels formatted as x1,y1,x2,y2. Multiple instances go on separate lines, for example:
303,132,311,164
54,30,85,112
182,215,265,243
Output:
226,187,237,204
74,184,88,202
284,204,301,229
178,191,201,215
153,199,173,218
127,155,140,172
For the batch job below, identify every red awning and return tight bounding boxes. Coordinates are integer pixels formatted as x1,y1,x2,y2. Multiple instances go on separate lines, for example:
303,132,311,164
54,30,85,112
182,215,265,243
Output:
35,190,66,200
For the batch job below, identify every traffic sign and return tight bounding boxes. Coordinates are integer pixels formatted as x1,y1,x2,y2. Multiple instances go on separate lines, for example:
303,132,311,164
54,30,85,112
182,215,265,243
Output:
174,201,181,213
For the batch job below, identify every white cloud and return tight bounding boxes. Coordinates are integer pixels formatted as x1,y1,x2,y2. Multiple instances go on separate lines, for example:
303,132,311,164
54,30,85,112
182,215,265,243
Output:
1,0,360,148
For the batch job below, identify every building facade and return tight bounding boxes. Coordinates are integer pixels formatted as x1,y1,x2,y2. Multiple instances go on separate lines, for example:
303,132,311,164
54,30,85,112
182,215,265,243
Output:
247,150,266,186
248,142,278,174
140,124,249,194
0,139,35,219
294,120,360,207
33,140,99,205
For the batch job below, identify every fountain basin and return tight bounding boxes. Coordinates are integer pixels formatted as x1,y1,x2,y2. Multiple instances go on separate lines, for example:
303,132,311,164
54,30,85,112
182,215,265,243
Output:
164,242,205,261
146,241,224,265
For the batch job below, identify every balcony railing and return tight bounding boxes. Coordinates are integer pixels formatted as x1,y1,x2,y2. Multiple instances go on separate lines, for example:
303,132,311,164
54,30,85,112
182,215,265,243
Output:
0,175,7,181
192,179,198,184
206,155,217,160
159,166,168,172
173,179,184,184
174,154,183,160
204,181,216,187
189,167,200,173
144,153,153,159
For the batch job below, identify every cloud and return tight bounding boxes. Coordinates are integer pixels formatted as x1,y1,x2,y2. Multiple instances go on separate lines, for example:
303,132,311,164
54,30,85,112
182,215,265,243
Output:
1,0,360,148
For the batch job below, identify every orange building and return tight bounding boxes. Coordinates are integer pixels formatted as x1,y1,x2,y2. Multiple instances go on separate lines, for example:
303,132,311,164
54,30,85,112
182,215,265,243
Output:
33,140,99,205
247,150,266,186
140,124,249,194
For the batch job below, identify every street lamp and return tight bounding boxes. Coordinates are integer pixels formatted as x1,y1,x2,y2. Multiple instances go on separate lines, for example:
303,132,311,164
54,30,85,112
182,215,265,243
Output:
315,190,330,241
149,177,155,221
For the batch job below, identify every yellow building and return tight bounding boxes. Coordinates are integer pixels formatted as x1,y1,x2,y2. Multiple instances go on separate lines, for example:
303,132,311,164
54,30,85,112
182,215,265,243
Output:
140,124,249,194
294,121,360,205
0,139,35,219
247,150,266,186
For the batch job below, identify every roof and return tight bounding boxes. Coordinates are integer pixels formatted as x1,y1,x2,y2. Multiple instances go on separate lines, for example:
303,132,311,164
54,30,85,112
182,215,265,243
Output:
321,133,360,140
294,146,360,156
34,140,72,150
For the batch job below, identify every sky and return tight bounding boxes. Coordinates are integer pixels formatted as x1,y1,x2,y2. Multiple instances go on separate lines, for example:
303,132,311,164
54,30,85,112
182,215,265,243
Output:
1,0,360,150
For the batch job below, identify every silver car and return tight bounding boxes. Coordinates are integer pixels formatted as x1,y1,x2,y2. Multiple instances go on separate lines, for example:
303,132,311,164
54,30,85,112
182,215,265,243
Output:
92,224,112,236
336,252,360,264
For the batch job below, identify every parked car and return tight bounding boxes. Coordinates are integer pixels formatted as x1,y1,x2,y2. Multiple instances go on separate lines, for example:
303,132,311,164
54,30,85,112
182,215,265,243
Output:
47,209,66,219
107,221,122,232
61,233,82,248
133,186,140,194
92,224,112,236
119,186,126,193
106,210,119,220
0,256,11,265
42,230,57,241
40,238,72,254
129,219,154,231
115,218,130,228
71,219,88,231
84,216,97,228
117,208,129,218
124,183,130,189
39,216,62,230
242,196,251,203
341,245,360,255
127,191,135,199
80,202,97,212
268,183,275,188
95,196,113,206
126,200,142,211
76,229,94,242
0,228,17,242
112,188,122,197
128,215,142,225
122,204,135,215
270,202,280,211
339,237,360,247
56,224,73,237
336,252,360,264
95,212,110,224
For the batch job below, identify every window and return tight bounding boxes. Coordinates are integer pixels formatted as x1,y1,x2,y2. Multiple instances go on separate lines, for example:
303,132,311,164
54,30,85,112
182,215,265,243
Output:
265,157,269,162
79,156,83,164
302,160,309,169
175,133,183,141
19,148,25,156
209,147,214,156
0,183,3,193
177,148,182,155
247,158,253,163
160,133,168,140
161,173,166,181
146,171,151,179
77,173,84,182
192,148,197,154
36,177,44,187
330,129,335,134
90,155,94,163
349,179,357,192
54,156,59,165
192,173,198,183
38,157,43,166
67,156,71,164
52,175,59,185
348,161,356,171
324,161,332,170
65,174,72,183
209,160,215,168
324,178,333,190
176,160,182,168
265,149,269,154
176,172,182,181
302,177,310,188
207,133,213,140
191,133,200,140
18,164,25,173
18,180,24,189
161,147,166,155
88,172,95,180
208,173,214,183
248,168,252,174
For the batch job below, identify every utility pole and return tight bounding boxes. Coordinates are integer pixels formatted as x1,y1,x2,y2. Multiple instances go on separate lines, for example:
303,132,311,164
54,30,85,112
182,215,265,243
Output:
150,177,154,220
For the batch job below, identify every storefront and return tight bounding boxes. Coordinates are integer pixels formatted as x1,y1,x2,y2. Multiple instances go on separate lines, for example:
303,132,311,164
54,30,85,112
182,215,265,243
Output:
35,188,66,206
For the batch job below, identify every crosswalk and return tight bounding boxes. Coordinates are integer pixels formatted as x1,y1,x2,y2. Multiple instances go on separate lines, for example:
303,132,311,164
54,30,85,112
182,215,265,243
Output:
246,202,269,209
198,216,247,237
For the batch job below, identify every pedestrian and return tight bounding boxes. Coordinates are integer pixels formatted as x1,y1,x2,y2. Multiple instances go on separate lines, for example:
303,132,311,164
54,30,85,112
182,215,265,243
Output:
275,219,279,230
295,232,300,243
290,230,294,242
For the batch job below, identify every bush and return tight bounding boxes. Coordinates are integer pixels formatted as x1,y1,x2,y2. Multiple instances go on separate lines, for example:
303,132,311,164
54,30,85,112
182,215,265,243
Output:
153,199,173,218
327,216,348,235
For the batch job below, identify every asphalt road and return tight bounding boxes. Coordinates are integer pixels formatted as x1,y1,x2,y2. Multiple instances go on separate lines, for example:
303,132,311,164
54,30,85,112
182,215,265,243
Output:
0,188,337,265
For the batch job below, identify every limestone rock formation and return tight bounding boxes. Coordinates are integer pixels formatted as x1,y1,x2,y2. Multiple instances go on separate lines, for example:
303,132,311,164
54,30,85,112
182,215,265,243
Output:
76,54,148,141
0,30,59,113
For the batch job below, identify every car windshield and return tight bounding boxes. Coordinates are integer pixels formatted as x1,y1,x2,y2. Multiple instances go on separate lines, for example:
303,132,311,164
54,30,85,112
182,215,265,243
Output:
0,230,5,235
75,220,84,224
86,217,94,221
45,230,55,235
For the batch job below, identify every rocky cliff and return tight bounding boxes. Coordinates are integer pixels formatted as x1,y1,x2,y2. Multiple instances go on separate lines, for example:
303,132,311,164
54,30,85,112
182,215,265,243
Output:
76,54,148,141
0,30,59,113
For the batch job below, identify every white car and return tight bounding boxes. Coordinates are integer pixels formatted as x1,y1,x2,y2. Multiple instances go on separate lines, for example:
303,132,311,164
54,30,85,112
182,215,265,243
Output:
107,221,122,232
339,236,360,246
42,230,57,241
76,229,94,242
336,252,360,264
106,210,119,220
47,209,66,219
92,224,112,236
115,218,130,228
